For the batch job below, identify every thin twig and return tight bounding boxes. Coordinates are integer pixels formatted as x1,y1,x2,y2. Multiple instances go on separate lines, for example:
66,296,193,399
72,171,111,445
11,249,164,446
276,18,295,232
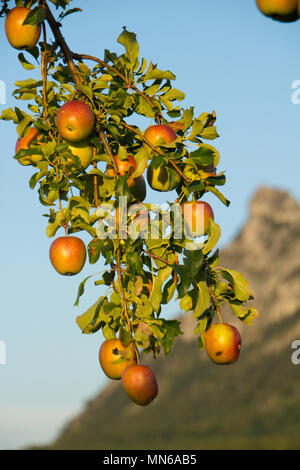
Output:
39,0,83,86
117,247,132,336
208,285,223,323
72,52,158,112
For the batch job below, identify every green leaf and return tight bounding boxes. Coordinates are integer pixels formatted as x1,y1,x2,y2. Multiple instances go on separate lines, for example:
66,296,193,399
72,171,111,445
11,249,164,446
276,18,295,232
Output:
193,282,210,318
46,210,68,238
163,88,185,102
200,126,219,140
229,301,259,325
103,324,116,340
136,57,147,75
16,116,33,138
29,169,48,189
127,251,143,275
58,7,82,20
149,276,163,312
14,79,38,88
182,107,194,129
117,28,139,65
183,249,203,278
161,319,182,355
76,84,93,101
219,269,253,302
0,108,18,122
134,322,152,348
161,279,176,304
132,147,149,177
189,145,215,166
18,53,36,70
76,297,107,334
206,186,230,207
88,238,102,264
136,96,155,118
74,275,93,306
143,69,175,82
188,119,205,140
158,266,173,283
180,290,195,312
202,219,221,255
23,7,46,26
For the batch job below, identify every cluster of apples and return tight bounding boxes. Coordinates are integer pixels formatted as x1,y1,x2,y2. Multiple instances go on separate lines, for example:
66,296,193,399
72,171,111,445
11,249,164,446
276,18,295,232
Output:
143,123,216,237
49,99,97,275
5,6,242,404
98,323,241,408
256,0,300,22
99,338,158,406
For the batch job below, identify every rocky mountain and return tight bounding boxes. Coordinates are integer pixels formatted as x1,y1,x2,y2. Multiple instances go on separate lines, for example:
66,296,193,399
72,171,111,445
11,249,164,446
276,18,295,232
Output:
33,186,300,450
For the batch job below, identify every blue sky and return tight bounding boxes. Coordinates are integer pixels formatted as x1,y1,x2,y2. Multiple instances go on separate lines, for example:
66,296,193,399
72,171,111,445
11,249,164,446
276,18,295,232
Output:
1,0,300,449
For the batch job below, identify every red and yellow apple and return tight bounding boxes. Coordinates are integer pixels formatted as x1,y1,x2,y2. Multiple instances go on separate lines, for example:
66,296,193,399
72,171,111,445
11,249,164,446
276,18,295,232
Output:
66,139,93,171
256,0,299,22
49,236,86,276
144,124,177,155
181,200,214,237
57,100,95,143
15,127,42,165
5,7,41,50
99,338,138,380
106,155,137,177
204,323,241,365
122,364,158,406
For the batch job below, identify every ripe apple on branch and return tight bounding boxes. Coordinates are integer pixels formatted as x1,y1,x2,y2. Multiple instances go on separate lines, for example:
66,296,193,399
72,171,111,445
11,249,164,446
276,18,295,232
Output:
0,0,259,406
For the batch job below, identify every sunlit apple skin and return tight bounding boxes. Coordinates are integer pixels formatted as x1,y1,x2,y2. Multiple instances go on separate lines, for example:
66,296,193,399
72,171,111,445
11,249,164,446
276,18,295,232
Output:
15,127,42,165
57,100,95,143
256,0,299,22
66,140,93,171
204,323,241,365
144,124,177,155
99,338,138,380
147,164,181,192
181,201,214,237
144,124,176,145
5,7,41,50
49,236,86,276
107,155,137,177
122,364,158,406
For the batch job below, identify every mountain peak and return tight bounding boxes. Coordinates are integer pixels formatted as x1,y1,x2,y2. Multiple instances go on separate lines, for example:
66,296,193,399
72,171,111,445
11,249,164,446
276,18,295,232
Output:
249,186,300,225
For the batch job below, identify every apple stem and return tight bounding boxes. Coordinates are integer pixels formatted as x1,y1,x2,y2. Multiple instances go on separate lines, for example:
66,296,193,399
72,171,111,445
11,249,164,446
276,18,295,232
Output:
93,159,100,207
208,285,223,323
116,243,133,338
55,161,69,235
98,129,120,175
